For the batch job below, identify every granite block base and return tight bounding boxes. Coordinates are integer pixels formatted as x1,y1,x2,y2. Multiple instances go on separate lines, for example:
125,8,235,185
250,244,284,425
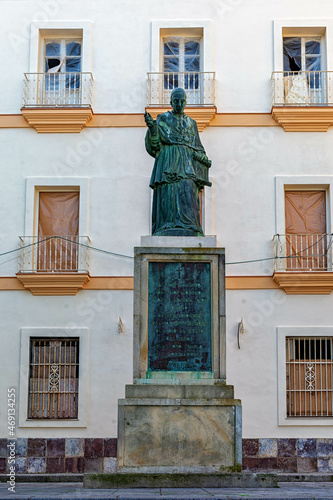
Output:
117,384,242,473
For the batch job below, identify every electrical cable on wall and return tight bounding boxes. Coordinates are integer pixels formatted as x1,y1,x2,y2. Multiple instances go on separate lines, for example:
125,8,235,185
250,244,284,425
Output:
0,234,332,267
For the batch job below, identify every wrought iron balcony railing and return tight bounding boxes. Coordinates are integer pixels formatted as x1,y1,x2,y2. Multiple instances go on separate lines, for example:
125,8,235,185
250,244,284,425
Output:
273,234,333,271
271,71,333,106
23,73,93,107
147,72,215,106
18,236,90,273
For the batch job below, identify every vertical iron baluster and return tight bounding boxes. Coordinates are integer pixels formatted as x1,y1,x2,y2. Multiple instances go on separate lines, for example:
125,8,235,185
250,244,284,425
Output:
69,340,72,417
47,342,51,417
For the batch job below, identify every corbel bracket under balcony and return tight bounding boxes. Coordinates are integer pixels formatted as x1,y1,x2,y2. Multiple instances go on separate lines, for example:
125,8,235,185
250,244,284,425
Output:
273,271,333,294
21,108,93,133
16,272,90,295
271,106,333,132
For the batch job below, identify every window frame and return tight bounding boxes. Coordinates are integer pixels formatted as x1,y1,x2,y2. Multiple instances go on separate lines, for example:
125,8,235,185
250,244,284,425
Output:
24,177,89,238
283,35,324,72
150,20,212,73
28,21,92,74
19,327,88,428
275,176,332,237
277,326,333,426
273,20,329,72
28,337,80,419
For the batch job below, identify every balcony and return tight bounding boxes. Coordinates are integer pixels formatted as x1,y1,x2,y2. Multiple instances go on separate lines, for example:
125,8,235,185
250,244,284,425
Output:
146,71,216,131
272,234,333,294
16,236,90,295
21,72,94,133
271,71,333,131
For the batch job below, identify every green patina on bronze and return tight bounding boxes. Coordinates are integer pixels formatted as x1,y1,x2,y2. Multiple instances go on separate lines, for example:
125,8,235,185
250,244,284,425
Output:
148,261,211,371
145,88,211,237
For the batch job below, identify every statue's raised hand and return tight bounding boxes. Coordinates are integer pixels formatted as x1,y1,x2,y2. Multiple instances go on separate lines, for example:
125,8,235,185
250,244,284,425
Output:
144,112,155,129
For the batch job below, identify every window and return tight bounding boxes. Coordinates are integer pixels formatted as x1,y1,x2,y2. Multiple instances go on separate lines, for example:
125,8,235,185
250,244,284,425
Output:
283,37,322,73
286,336,333,417
43,38,82,104
22,22,93,118
285,190,327,270
37,191,80,272
277,327,333,425
283,37,323,104
17,178,90,294
19,327,88,428
147,21,215,112
163,37,201,93
28,338,79,419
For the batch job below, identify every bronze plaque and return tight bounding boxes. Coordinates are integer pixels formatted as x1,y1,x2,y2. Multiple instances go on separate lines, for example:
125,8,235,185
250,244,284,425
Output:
148,261,211,371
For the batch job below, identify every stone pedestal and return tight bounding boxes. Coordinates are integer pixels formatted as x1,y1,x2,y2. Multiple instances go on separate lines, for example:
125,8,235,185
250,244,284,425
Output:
117,237,242,473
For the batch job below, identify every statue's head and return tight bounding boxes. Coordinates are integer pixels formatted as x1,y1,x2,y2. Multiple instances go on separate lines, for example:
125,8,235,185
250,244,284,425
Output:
170,88,187,114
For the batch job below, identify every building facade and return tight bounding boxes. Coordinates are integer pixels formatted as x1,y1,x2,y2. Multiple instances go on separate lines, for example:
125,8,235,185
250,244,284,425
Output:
0,0,333,475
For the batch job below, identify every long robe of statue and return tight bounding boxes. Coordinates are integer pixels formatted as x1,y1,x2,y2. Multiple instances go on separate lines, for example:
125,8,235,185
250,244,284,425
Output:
145,88,211,237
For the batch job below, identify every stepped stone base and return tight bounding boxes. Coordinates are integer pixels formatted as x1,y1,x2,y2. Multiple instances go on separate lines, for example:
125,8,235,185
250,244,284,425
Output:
84,472,277,489
117,384,241,473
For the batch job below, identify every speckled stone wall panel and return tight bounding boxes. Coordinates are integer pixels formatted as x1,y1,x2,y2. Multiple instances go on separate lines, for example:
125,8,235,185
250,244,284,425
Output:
27,439,46,457
259,439,277,457
0,440,7,458
242,439,259,457
15,458,27,474
46,457,65,473
103,457,117,473
297,457,317,473
65,457,85,473
297,438,317,458
317,439,333,458
84,458,103,473
65,438,85,458
27,457,46,474
277,457,297,472
47,439,65,457
84,439,104,459
104,438,117,457
277,438,297,457
318,458,333,472
16,439,27,457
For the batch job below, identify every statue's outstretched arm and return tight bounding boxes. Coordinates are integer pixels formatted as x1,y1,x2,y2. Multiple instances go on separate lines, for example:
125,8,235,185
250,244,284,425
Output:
144,112,161,157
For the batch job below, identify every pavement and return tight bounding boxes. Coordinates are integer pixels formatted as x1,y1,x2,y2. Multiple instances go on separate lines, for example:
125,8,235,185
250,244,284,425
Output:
1,482,333,500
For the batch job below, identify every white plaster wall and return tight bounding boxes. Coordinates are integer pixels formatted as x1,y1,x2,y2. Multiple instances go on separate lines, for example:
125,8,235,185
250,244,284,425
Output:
2,0,333,112
227,289,333,438
0,0,333,439
0,290,133,437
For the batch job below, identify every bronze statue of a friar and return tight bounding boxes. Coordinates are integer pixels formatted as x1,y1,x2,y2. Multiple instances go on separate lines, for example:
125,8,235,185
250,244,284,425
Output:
145,87,212,237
